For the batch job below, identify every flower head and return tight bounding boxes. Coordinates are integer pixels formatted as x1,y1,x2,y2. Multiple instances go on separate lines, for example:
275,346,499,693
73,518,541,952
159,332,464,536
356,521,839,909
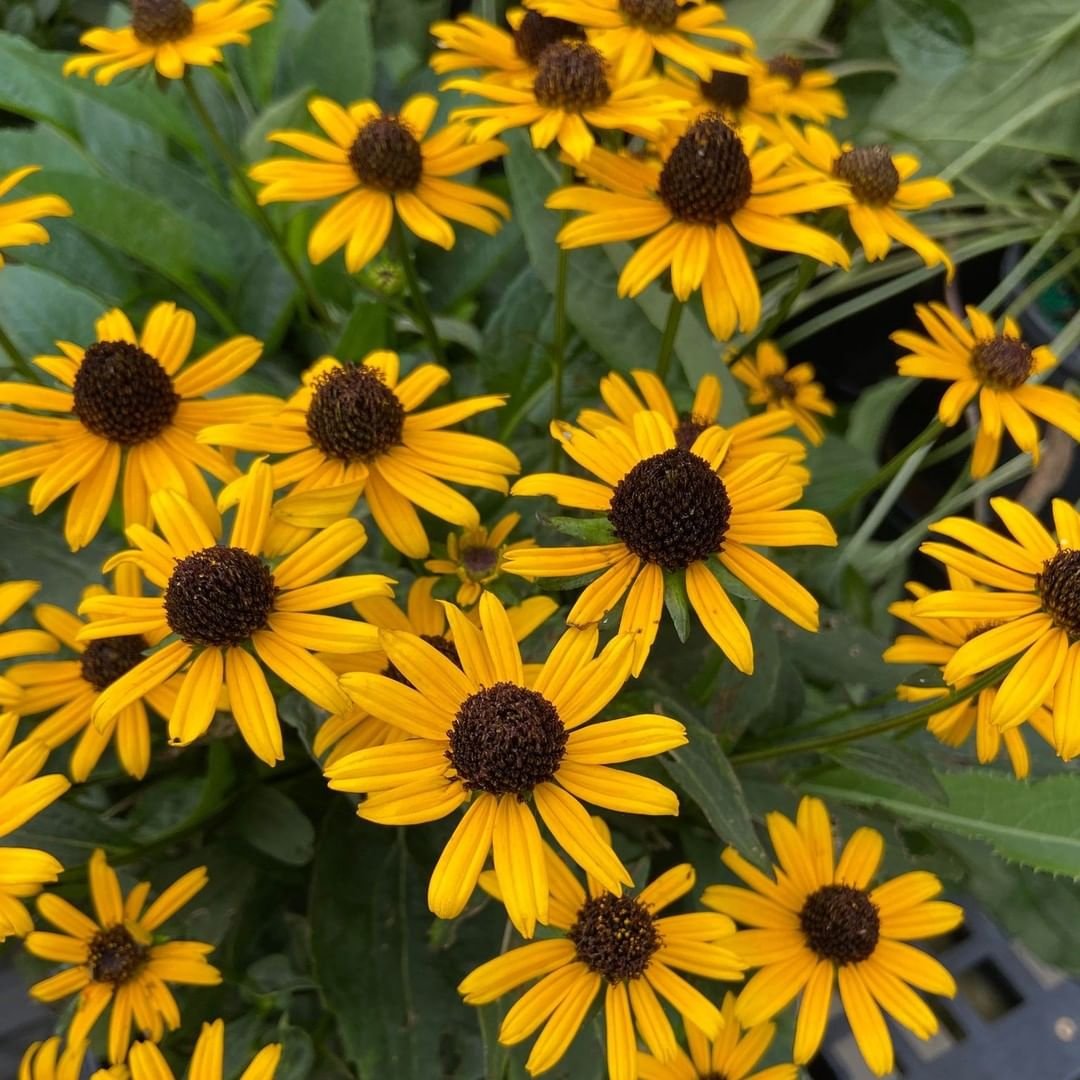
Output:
250,94,509,273
63,0,274,83
127,1019,282,1080
663,57,800,132
26,850,221,1065
704,796,963,1077
747,53,845,123
894,302,1080,477
0,166,71,265
325,591,687,935
19,1036,126,1080
425,512,536,605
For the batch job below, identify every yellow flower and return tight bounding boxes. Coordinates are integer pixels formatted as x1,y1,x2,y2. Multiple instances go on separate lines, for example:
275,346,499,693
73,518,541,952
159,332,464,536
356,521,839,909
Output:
526,0,753,82
25,849,221,1065
63,0,273,84
250,94,509,273
325,592,687,935
637,992,797,1080
883,569,1054,778
746,53,845,123
18,1036,126,1080
424,512,536,605
548,118,849,340
912,496,1080,759
730,341,835,446
0,302,273,551
506,410,836,675
704,796,963,1077
127,1018,282,1080
460,823,744,1080
781,121,953,275
0,721,69,942
199,351,519,558
77,460,394,766
663,59,803,131
894,302,1080,477
0,166,71,265
313,576,557,765
446,41,686,163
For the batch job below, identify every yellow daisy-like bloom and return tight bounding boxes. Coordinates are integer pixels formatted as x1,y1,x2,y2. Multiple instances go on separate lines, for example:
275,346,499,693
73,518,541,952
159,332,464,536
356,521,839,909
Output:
912,496,1080,759
26,849,221,1065
884,569,1054,778
424,512,536,606
18,1036,125,1080
526,0,752,82
446,41,686,163
0,302,272,551
325,592,687,935
637,992,796,1080
63,0,273,84
200,351,519,558
548,119,849,340
730,341,835,447
781,121,953,276
77,460,394,766
314,576,557,765
704,796,963,1077
127,1018,282,1080
506,410,836,675
250,94,509,273
662,61,796,133
460,824,744,1080
893,302,1080,478
0,166,72,266
745,53,845,124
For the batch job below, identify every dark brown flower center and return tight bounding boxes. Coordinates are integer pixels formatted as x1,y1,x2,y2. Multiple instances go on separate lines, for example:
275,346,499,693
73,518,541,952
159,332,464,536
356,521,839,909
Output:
462,544,499,578
569,894,661,982
384,634,461,685
619,0,678,31
164,546,277,647
81,636,147,691
800,884,880,965
1038,548,1080,639
72,341,179,446
89,925,149,984
833,146,900,207
348,116,423,193
701,69,751,111
305,364,405,463
767,53,805,86
658,114,752,225
608,447,731,571
513,10,584,65
131,0,194,44
674,413,711,451
533,41,611,111
446,682,566,796
968,336,1033,390
766,373,798,401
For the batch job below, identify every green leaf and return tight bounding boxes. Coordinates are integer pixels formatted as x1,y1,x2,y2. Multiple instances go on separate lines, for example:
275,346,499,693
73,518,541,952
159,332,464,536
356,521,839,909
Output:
233,786,315,865
879,0,975,79
826,740,948,804
0,265,107,355
540,514,615,544
721,0,833,52
846,377,918,458
787,611,904,692
800,436,878,512
807,770,1080,879
663,571,690,643
335,300,390,360
290,0,375,103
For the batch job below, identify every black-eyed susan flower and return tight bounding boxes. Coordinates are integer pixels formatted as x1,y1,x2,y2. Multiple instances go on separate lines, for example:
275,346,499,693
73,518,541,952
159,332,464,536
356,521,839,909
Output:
18,1036,125,1080
424,512,536,606
63,0,273,83
200,351,519,558
446,41,686,163
0,723,68,942
250,95,509,273
527,0,752,82
79,461,394,766
506,410,836,675
26,849,220,1064
0,167,71,265
637,992,797,1080
781,121,953,276
314,576,557,765
548,118,849,339
325,592,686,935
894,302,1080,478
663,60,794,132
0,302,273,551
460,821,744,1080
127,1018,282,1080
912,496,1080,759
747,53,845,124
704,796,963,1077
730,341,835,446
884,570,1054,778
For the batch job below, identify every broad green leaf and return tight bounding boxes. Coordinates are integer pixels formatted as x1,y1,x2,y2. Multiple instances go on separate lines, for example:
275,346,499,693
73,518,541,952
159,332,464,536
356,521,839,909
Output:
879,0,974,79
787,610,906,692
0,265,108,355
846,376,918,458
800,435,877,512
290,0,375,103
233,786,316,865
334,299,390,360
827,739,948,804
541,514,616,544
722,0,833,52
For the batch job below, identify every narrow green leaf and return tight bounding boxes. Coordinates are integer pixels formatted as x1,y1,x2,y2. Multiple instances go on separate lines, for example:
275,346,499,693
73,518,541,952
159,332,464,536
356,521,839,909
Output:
663,571,691,643
540,514,616,544
846,377,918,458
291,0,374,103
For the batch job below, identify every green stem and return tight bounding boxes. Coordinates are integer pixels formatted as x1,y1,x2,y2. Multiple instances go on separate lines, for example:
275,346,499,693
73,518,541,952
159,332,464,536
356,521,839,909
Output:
655,295,684,381
552,242,568,420
775,690,899,739
0,321,41,383
183,75,330,327
392,216,447,364
730,661,1013,765
738,254,817,359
